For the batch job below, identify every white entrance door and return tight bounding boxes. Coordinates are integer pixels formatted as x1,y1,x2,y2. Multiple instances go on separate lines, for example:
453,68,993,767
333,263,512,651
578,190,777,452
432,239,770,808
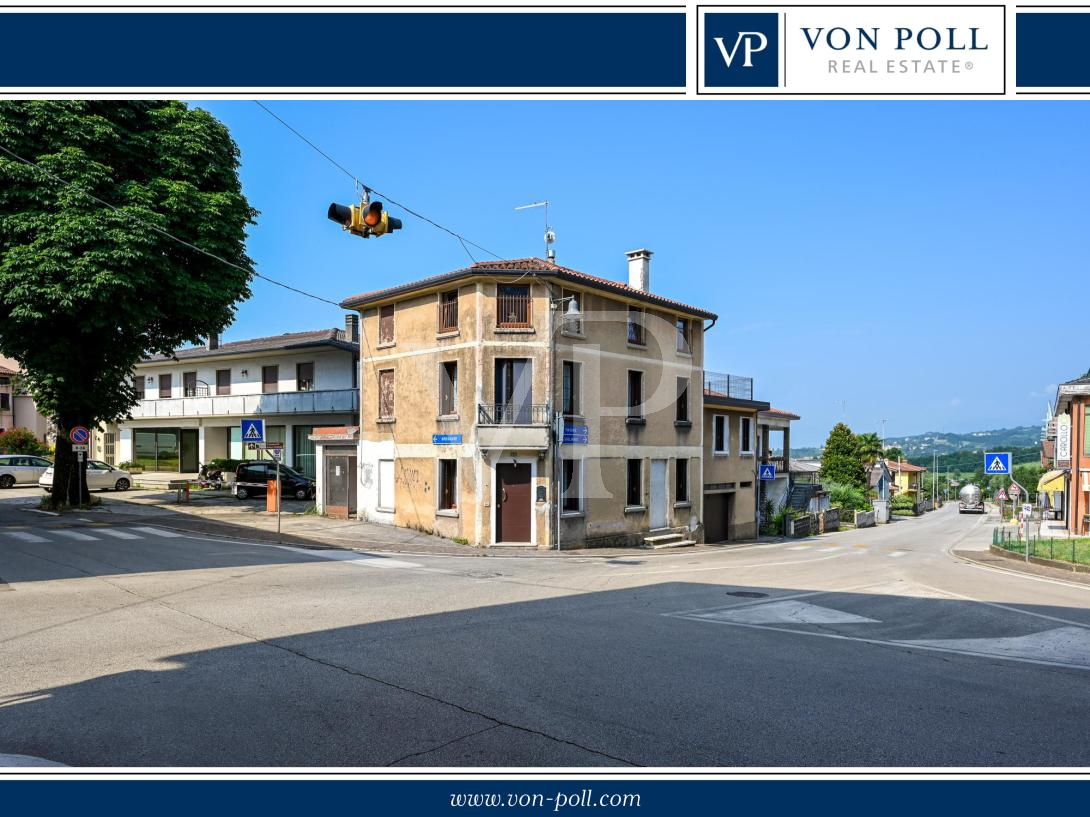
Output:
650,459,667,529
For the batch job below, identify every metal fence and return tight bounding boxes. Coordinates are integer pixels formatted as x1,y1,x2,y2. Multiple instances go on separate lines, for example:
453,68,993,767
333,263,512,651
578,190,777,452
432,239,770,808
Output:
703,371,754,401
993,527,1090,566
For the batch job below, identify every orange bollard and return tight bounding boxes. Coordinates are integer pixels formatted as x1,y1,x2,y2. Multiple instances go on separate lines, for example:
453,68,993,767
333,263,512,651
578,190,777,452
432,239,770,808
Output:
266,479,278,513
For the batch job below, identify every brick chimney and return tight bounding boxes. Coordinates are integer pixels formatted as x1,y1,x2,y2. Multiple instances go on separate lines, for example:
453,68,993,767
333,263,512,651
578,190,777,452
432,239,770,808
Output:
345,313,360,343
206,333,219,351
625,249,652,292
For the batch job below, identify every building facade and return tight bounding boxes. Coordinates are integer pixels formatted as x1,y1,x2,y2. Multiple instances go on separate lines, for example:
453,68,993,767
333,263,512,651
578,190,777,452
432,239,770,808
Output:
111,325,360,477
701,371,770,542
1051,370,1090,535
0,356,52,443
340,252,716,549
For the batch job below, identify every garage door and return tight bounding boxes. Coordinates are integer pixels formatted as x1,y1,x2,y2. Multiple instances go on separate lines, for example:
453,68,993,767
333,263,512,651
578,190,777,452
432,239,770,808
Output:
705,492,730,543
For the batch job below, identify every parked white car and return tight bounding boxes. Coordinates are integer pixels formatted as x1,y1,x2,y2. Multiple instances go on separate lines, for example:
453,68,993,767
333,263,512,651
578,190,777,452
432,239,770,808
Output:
40,460,132,492
0,454,54,488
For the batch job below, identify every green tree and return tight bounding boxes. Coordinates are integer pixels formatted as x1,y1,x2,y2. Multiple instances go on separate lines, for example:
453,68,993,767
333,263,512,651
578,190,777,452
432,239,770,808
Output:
0,101,255,507
0,427,48,456
855,432,884,465
821,422,866,490
883,446,905,461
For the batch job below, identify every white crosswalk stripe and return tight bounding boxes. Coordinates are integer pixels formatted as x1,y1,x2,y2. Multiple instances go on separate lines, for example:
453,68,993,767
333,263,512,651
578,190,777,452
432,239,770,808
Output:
889,551,908,558
51,530,97,541
817,546,842,553
131,526,184,538
276,545,421,570
787,545,812,551
94,528,141,540
3,531,48,543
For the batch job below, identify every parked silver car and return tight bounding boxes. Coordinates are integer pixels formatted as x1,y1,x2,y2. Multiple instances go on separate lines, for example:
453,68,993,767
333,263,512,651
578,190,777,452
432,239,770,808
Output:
0,454,53,488
40,460,132,492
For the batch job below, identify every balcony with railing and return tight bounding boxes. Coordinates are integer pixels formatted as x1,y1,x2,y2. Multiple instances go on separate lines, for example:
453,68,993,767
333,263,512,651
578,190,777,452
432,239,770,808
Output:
496,286,532,329
477,402,550,450
128,388,359,419
703,371,754,402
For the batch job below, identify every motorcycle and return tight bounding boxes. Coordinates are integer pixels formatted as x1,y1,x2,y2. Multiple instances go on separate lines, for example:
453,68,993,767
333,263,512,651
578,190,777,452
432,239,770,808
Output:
198,462,226,490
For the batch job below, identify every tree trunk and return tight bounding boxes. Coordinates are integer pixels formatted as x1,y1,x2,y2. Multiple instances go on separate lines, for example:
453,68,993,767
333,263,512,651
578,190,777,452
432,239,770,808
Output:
49,419,90,508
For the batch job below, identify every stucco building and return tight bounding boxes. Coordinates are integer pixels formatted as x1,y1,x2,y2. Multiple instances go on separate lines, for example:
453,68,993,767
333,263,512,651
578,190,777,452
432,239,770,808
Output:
1049,370,1090,535
339,251,716,549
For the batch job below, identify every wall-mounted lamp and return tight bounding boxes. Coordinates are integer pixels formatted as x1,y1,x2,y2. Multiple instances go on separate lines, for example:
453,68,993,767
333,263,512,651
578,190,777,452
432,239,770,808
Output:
240,369,249,377
550,295,581,318
146,376,154,384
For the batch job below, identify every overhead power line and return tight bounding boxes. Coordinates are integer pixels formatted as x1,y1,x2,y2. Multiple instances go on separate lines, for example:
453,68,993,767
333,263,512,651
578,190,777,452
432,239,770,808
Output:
254,101,504,262
0,141,343,308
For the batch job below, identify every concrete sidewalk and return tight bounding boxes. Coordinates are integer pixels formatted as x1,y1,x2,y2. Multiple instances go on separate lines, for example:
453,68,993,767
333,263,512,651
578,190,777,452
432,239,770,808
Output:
82,488,778,558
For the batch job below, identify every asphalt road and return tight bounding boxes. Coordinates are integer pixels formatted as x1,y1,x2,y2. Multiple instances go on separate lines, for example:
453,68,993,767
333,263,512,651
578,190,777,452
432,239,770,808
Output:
1,489,1089,767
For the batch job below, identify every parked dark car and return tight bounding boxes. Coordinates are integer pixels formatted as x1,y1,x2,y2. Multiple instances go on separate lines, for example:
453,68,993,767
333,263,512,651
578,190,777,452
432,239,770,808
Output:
233,461,315,501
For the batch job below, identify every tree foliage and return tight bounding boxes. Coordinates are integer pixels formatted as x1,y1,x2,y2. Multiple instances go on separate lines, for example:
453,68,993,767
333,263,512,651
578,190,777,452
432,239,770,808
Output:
0,101,255,506
883,446,905,461
820,422,867,490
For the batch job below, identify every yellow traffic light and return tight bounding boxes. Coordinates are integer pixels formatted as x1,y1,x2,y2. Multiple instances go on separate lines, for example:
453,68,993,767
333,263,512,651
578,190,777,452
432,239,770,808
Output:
327,200,402,238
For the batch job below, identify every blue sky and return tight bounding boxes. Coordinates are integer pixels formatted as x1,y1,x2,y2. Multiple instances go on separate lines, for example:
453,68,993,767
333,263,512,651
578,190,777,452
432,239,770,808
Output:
197,101,1088,447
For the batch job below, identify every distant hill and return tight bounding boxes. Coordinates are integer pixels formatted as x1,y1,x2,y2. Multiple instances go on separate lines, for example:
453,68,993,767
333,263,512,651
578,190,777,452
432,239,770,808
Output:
786,425,1042,462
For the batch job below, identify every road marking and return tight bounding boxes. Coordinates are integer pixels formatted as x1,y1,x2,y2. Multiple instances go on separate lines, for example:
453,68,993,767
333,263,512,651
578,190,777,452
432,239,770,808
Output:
898,627,1090,670
22,509,58,516
94,528,141,540
914,582,1090,630
276,545,421,570
685,600,880,626
889,551,908,558
817,546,842,553
3,531,48,543
606,550,858,578
787,545,811,551
50,530,97,541
131,526,184,538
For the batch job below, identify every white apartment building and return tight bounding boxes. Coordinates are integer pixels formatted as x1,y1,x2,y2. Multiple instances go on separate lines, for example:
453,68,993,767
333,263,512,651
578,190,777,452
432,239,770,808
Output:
110,321,360,477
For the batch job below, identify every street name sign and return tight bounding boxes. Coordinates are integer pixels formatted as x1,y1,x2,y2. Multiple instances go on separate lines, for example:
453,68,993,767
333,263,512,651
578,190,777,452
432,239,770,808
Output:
984,452,1011,475
562,424,589,445
241,418,265,443
432,434,463,445
759,463,777,481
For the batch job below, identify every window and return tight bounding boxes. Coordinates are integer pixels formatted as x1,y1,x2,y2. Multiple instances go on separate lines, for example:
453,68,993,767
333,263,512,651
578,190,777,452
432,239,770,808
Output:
627,371,643,419
183,371,197,397
216,369,231,395
0,393,8,412
562,458,583,513
262,365,279,394
562,361,581,416
378,369,395,420
1085,405,1090,456
296,362,314,392
134,377,145,400
676,318,691,354
379,304,395,344
352,357,359,391
714,416,727,453
627,306,645,345
158,373,172,399
562,289,582,335
292,425,316,479
740,416,753,454
438,290,459,332
676,458,689,503
103,432,116,466
440,362,458,416
627,459,642,507
675,377,689,423
438,459,458,511
497,284,531,328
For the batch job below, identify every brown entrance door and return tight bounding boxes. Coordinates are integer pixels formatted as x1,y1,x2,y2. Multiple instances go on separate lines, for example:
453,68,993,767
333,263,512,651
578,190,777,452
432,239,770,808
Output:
324,451,357,519
496,463,532,543
704,492,732,543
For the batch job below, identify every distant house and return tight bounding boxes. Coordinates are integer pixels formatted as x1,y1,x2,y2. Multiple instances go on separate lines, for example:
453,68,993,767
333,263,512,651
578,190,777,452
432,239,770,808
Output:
0,355,52,443
869,460,893,501
886,459,927,497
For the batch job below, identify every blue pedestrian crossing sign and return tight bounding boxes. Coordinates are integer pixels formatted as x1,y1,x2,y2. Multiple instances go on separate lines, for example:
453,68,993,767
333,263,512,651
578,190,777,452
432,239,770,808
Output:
241,418,265,443
984,452,1011,475
759,463,777,481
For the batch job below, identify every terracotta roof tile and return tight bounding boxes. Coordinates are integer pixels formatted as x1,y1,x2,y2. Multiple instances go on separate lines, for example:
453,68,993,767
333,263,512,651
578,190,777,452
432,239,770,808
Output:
340,257,716,319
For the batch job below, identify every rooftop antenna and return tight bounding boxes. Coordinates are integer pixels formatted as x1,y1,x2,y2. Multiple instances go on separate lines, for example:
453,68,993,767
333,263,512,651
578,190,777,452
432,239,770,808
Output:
515,200,555,261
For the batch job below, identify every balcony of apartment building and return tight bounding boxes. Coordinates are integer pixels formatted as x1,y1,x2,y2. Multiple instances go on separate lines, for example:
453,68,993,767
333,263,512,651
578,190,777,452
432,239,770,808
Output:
129,385,359,419
476,401,551,450
703,371,754,402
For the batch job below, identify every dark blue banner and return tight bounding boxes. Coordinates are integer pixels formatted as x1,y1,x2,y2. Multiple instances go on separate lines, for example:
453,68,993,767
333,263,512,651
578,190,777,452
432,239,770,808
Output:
2,780,1090,815
0,12,685,89
1017,12,1090,88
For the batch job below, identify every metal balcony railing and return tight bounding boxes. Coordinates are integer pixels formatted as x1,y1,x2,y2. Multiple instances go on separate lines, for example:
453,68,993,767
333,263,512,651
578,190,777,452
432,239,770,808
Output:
438,296,459,333
129,388,359,418
703,371,754,401
478,403,550,425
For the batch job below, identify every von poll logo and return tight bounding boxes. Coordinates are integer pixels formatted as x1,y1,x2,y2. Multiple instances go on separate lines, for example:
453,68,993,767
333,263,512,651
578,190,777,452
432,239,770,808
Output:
703,13,780,87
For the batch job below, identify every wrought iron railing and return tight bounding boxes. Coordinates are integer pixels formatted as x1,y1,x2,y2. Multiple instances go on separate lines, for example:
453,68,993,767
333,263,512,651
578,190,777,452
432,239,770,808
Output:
703,371,754,401
478,403,550,425
496,287,532,328
438,296,459,332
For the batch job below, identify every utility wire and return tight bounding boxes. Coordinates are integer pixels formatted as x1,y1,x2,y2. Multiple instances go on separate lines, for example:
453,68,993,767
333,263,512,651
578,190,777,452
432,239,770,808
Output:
0,141,344,308
254,101,505,262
